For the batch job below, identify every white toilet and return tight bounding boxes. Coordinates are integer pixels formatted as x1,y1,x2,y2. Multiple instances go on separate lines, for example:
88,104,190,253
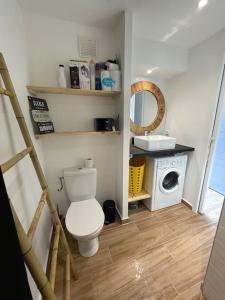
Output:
64,167,104,257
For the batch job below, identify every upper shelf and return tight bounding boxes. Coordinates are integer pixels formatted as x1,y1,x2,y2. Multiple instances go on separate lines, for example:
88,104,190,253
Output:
35,130,120,138
27,86,121,97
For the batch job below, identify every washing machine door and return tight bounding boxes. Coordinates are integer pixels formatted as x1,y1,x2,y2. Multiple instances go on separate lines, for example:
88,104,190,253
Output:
159,168,181,194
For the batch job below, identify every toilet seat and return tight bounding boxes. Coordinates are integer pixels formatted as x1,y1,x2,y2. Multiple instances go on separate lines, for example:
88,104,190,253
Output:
65,198,104,239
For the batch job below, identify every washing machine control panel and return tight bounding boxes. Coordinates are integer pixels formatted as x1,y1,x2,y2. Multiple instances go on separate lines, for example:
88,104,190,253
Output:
157,156,186,169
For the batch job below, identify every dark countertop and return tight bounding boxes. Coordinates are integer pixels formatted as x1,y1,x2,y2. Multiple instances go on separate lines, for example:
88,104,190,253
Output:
130,144,195,158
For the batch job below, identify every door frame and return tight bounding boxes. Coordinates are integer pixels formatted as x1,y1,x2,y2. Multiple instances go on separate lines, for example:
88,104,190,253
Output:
198,54,225,213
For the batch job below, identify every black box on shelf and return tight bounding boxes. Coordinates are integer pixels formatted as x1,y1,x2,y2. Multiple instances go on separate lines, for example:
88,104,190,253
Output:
94,118,114,131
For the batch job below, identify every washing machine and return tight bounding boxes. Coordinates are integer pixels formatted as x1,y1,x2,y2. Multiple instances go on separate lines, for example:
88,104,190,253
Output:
144,155,188,211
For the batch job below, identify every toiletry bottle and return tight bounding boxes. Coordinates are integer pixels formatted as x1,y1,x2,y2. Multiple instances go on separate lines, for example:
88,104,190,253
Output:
89,59,96,90
69,60,80,89
58,64,67,88
101,70,112,91
110,70,121,91
95,62,105,90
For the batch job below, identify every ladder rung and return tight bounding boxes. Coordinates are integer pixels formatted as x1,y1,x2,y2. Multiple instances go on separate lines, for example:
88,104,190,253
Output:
27,189,48,240
65,254,71,300
0,88,13,97
1,147,33,173
49,225,61,291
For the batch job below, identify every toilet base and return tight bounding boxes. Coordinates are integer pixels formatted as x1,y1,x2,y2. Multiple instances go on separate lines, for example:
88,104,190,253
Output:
77,237,99,257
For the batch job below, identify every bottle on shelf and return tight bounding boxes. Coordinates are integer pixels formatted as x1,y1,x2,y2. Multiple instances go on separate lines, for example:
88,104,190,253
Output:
69,60,80,89
58,64,67,88
89,59,96,90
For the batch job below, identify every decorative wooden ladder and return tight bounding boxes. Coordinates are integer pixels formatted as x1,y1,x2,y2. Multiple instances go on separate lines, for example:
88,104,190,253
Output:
0,53,77,299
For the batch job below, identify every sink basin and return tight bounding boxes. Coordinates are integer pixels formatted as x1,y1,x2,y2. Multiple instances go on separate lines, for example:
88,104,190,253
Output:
134,135,176,151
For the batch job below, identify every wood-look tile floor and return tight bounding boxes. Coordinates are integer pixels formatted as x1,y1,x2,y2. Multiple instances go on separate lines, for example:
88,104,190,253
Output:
55,203,219,300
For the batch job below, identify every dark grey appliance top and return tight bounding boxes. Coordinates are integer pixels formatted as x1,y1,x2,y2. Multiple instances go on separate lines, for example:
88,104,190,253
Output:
130,144,195,158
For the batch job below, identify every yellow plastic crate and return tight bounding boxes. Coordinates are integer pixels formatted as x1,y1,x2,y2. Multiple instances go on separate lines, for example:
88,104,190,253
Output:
129,157,145,194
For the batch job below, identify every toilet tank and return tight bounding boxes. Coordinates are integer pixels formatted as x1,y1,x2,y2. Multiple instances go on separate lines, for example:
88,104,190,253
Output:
63,167,97,202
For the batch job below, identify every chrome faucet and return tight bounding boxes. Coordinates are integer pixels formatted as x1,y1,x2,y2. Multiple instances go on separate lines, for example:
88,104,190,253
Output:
164,130,169,136
144,130,153,136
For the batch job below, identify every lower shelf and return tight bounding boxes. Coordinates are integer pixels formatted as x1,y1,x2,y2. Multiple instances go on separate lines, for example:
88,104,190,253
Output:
35,131,120,138
128,190,151,202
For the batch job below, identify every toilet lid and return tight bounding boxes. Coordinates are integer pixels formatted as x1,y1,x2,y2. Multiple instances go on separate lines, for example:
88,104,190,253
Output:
65,199,104,238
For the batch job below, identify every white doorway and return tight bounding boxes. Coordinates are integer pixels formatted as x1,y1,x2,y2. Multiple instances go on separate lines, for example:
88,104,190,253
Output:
198,59,225,221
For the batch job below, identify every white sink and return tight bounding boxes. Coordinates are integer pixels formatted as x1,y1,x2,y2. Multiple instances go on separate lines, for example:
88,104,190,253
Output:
134,135,176,151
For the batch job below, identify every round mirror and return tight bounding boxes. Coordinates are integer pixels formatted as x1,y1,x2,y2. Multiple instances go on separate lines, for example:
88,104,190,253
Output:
130,90,158,127
130,81,165,135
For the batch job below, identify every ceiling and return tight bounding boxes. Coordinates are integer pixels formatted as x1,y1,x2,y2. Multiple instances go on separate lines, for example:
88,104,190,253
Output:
133,0,225,48
17,0,137,29
18,0,225,49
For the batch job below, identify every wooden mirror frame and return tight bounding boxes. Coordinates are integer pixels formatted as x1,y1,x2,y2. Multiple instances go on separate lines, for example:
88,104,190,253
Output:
130,81,165,135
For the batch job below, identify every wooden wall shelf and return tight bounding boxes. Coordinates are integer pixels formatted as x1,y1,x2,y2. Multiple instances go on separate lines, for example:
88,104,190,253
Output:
128,190,151,202
35,131,120,138
27,86,120,97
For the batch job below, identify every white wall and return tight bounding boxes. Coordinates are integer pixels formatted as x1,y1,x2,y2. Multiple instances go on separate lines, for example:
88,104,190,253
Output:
24,13,125,215
167,28,225,211
0,1,51,299
132,38,188,79
25,14,116,87
131,38,186,137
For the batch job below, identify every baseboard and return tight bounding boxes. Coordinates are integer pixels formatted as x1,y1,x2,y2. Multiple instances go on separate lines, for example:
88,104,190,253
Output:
181,198,193,210
200,281,208,299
